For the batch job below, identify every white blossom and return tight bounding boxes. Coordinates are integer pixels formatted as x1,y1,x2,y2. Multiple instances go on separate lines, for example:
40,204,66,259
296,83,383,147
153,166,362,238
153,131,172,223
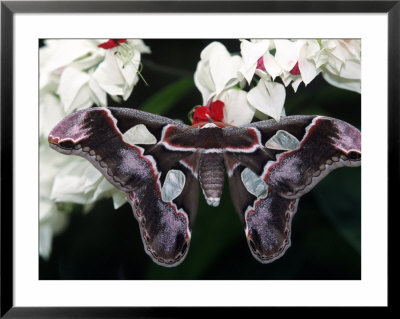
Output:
275,39,320,91
40,40,104,92
318,39,361,93
92,40,151,101
194,41,244,104
239,39,277,83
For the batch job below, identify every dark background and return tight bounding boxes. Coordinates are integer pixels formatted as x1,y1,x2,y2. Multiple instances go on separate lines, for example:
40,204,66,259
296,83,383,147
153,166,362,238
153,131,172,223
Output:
39,39,361,280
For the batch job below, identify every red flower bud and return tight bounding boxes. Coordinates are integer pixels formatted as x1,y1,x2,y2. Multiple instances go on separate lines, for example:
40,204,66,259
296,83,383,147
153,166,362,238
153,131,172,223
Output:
192,100,225,124
193,106,211,124
98,39,127,49
209,100,224,122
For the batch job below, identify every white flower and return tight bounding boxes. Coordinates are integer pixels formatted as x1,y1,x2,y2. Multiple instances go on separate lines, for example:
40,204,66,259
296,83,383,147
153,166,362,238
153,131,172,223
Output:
40,39,104,92
240,39,321,93
247,76,286,122
40,39,103,71
273,40,304,71
194,41,244,104
40,39,151,112
93,39,151,101
319,39,361,93
273,39,321,92
239,39,279,83
297,40,323,84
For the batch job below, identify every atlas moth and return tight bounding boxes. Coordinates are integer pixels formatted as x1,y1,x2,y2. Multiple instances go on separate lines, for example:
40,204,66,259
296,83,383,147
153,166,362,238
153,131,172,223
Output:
48,106,361,267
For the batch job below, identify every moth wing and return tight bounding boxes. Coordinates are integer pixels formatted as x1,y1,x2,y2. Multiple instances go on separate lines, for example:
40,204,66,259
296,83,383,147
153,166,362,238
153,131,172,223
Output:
224,115,361,262
224,158,298,263
107,106,186,140
48,107,199,267
247,115,361,198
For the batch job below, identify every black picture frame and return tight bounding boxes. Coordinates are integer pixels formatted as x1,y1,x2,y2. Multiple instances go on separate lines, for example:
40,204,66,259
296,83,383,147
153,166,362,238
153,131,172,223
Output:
1,1,396,317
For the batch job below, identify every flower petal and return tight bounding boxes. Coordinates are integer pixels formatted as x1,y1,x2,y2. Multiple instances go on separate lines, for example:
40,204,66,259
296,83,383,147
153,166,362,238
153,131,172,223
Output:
247,78,286,122
88,77,107,107
239,39,271,84
112,191,127,209
41,39,100,72
338,59,361,80
92,50,126,96
39,93,67,139
322,72,361,93
319,39,361,93
219,89,255,126
210,100,225,122
193,105,211,124
116,49,141,87
209,48,243,96
56,67,92,113
274,39,304,71
298,57,319,85
291,77,303,92
39,211,68,259
262,51,282,80
128,39,151,54
194,60,216,104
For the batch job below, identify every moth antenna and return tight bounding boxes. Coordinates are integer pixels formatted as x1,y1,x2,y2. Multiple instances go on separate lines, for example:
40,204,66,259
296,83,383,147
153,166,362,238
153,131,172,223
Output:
187,122,207,129
213,121,237,128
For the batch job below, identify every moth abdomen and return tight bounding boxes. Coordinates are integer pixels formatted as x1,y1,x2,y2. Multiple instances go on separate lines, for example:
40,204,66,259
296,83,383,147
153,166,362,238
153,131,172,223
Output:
199,153,225,207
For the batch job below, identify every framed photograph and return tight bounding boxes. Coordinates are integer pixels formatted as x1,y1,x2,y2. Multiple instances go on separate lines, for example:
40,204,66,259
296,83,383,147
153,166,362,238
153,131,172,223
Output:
1,0,395,316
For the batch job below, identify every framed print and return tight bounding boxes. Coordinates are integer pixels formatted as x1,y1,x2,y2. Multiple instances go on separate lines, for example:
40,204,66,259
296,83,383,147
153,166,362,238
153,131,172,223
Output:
1,0,396,316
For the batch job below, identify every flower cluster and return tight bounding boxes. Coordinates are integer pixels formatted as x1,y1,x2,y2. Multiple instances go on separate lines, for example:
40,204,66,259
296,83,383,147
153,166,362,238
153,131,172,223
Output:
192,39,361,124
39,39,150,258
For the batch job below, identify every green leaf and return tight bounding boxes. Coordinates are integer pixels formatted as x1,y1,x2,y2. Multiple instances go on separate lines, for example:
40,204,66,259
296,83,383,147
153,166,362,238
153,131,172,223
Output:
140,77,195,115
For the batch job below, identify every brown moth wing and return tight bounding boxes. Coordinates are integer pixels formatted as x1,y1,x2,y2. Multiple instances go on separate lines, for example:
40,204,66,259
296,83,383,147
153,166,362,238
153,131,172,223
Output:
224,116,361,263
48,107,199,267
